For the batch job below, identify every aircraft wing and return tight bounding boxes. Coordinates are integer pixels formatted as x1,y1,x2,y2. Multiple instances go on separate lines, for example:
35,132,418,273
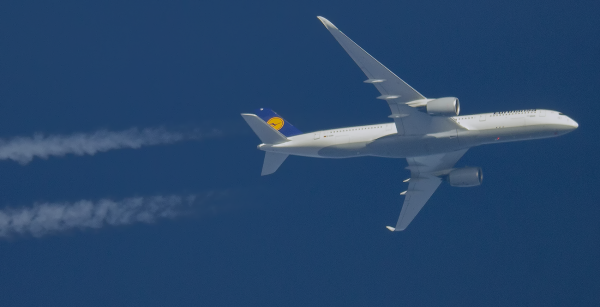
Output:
317,16,432,135
388,149,469,231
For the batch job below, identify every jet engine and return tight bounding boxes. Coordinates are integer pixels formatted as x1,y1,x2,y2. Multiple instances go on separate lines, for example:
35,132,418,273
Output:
448,167,483,187
426,97,460,116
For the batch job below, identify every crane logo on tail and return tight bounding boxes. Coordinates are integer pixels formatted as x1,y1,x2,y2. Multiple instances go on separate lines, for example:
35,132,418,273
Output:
267,117,284,130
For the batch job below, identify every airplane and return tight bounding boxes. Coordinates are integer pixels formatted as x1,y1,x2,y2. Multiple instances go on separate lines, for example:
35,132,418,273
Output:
241,16,579,231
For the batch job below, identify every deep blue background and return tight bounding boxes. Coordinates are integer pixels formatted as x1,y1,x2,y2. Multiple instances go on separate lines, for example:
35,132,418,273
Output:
1,1,599,306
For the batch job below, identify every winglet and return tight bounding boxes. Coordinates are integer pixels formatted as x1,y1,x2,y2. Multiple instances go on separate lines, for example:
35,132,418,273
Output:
386,226,396,232
317,16,338,30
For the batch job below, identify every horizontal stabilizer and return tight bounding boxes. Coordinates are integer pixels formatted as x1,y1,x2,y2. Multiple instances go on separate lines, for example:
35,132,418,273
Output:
262,152,289,176
241,114,289,144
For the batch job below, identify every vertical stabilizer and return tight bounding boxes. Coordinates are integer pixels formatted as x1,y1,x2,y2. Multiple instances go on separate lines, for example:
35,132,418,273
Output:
262,152,289,176
254,108,302,137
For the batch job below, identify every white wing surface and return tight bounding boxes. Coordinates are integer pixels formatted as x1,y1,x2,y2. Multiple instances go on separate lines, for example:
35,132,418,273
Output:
392,149,469,231
317,17,469,230
317,16,432,135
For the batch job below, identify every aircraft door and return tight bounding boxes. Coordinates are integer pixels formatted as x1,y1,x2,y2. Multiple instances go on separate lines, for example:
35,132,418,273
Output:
313,132,321,140
540,110,546,117
479,115,486,121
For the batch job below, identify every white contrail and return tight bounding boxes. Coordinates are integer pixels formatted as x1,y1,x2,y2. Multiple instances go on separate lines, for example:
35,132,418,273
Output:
0,127,216,164
0,195,198,238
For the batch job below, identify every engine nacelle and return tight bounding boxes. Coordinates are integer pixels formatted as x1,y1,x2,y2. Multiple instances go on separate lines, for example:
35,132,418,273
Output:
426,97,460,116
448,167,483,187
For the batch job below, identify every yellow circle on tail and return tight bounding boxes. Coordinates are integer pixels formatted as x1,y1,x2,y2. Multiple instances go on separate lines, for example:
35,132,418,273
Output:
267,117,284,130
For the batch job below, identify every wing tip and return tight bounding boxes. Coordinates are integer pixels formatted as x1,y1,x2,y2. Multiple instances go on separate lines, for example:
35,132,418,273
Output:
385,226,396,232
317,16,338,30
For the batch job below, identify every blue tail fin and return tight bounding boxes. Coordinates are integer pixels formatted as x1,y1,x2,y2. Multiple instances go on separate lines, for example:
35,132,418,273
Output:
254,108,302,137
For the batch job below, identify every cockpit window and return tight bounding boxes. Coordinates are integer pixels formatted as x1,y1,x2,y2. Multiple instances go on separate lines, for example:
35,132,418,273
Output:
558,113,564,115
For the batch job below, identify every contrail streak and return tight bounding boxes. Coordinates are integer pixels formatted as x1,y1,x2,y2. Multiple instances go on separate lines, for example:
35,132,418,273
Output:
0,127,217,164
0,195,198,238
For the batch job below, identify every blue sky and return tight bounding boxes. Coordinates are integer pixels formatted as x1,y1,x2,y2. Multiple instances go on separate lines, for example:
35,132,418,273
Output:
0,1,599,306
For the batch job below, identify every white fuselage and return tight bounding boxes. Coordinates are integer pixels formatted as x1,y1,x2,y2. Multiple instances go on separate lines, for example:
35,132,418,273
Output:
259,109,578,158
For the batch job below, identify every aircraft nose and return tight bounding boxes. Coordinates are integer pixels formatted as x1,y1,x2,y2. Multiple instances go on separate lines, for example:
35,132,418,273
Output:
570,118,579,129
